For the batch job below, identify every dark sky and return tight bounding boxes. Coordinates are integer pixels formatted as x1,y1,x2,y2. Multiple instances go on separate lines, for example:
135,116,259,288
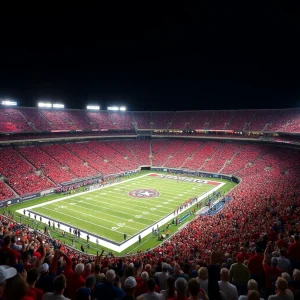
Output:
0,4,299,111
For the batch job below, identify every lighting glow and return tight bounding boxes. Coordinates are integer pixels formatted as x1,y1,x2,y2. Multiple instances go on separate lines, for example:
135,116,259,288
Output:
87,105,100,110
1,100,17,106
120,106,126,111
52,103,64,108
107,106,119,111
38,102,52,108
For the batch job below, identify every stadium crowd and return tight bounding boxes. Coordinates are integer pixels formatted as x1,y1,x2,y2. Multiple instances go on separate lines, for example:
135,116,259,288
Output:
0,107,300,133
0,157,299,299
0,109,299,298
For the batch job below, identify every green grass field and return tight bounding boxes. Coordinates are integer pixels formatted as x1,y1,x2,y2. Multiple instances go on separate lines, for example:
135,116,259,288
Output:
10,171,235,254
26,173,217,243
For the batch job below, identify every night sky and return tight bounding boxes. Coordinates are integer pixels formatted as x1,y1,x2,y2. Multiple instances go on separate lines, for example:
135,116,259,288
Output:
0,4,298,111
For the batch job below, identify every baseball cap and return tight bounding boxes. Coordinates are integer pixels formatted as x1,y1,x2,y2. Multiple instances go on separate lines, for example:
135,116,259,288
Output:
0,266,17,283
39,263,49,274
124,276,137,288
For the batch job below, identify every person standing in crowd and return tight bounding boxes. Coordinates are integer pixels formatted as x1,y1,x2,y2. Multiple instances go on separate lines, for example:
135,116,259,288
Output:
76,275,95,300
155,263,170,290
263,242,282,297
0,265,17,299
121,276,137,300
27,268,44,300
248,247,264,289
288,235,300,270
168,277,189,300
218,268,238,300
41,274,70,300
92,269,125,300
141,278,164,300
268,277,292,300
230,254,250,295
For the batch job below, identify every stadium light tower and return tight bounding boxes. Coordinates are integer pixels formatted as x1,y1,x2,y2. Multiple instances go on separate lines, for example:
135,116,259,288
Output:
87,105,100,110
52,103,64,108
1,100,17,106
107,106,119,111
38,102,52,108
119,106,126,111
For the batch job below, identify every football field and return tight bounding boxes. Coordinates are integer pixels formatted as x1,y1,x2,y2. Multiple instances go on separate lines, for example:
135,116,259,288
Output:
21,173,222,246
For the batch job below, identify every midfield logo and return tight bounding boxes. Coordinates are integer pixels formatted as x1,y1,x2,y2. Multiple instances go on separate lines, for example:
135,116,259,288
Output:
128,189,160,198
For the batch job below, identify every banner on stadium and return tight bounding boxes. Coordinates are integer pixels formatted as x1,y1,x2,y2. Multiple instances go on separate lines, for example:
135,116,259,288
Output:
20,193,41,201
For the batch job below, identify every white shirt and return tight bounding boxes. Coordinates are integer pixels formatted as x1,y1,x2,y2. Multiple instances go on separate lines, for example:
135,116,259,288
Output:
238,295,264,300
197,278,208,296
218,280,238,300
268,289,294,300
42,293,71,300
155,271,169,290
141,291,165,300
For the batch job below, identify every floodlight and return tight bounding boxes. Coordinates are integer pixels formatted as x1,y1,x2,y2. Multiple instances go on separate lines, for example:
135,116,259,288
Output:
1,100,17,106
107,106,119,111
38,102,52,108
120,106,126,111
52,103,64,108
87,105,100,110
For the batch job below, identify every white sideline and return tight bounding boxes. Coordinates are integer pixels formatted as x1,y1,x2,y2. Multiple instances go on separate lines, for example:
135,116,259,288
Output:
16,173,225,252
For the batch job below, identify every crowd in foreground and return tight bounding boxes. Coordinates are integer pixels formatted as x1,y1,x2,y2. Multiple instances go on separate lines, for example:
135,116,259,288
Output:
0,201,300,300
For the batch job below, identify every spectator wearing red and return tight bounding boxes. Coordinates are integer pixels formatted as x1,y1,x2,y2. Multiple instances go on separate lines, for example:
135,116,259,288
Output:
263,242,282,297
248,247,264,288
136,272,160,296
22,236,46,271
66,263,85,300
288,234,300,269
0,235,19,266
27,268,44,300
277,233,289,250
81,263,92,279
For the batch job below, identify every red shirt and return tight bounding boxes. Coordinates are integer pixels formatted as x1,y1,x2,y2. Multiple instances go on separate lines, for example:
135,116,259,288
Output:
277,239,288,249
248,254,264,275
0,246,19,266
81,270,91,279
67,273,85,300
135,282,160,296
263,263,282,289
288,242,300,260
28,287,44,300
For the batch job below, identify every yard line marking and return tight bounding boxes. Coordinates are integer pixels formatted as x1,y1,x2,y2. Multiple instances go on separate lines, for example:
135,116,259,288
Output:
37,206,132,240
78,198,165,219
49,203,141,231
17,173,226,252
96,192,177,210
53,201,154,226
18,172,153,211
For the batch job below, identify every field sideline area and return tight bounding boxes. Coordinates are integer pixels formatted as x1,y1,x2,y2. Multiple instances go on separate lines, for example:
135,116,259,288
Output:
15,172,227,252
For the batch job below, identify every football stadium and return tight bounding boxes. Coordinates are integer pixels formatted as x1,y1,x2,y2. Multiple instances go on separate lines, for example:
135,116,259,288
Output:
0,6,299,300
0,108,299,258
